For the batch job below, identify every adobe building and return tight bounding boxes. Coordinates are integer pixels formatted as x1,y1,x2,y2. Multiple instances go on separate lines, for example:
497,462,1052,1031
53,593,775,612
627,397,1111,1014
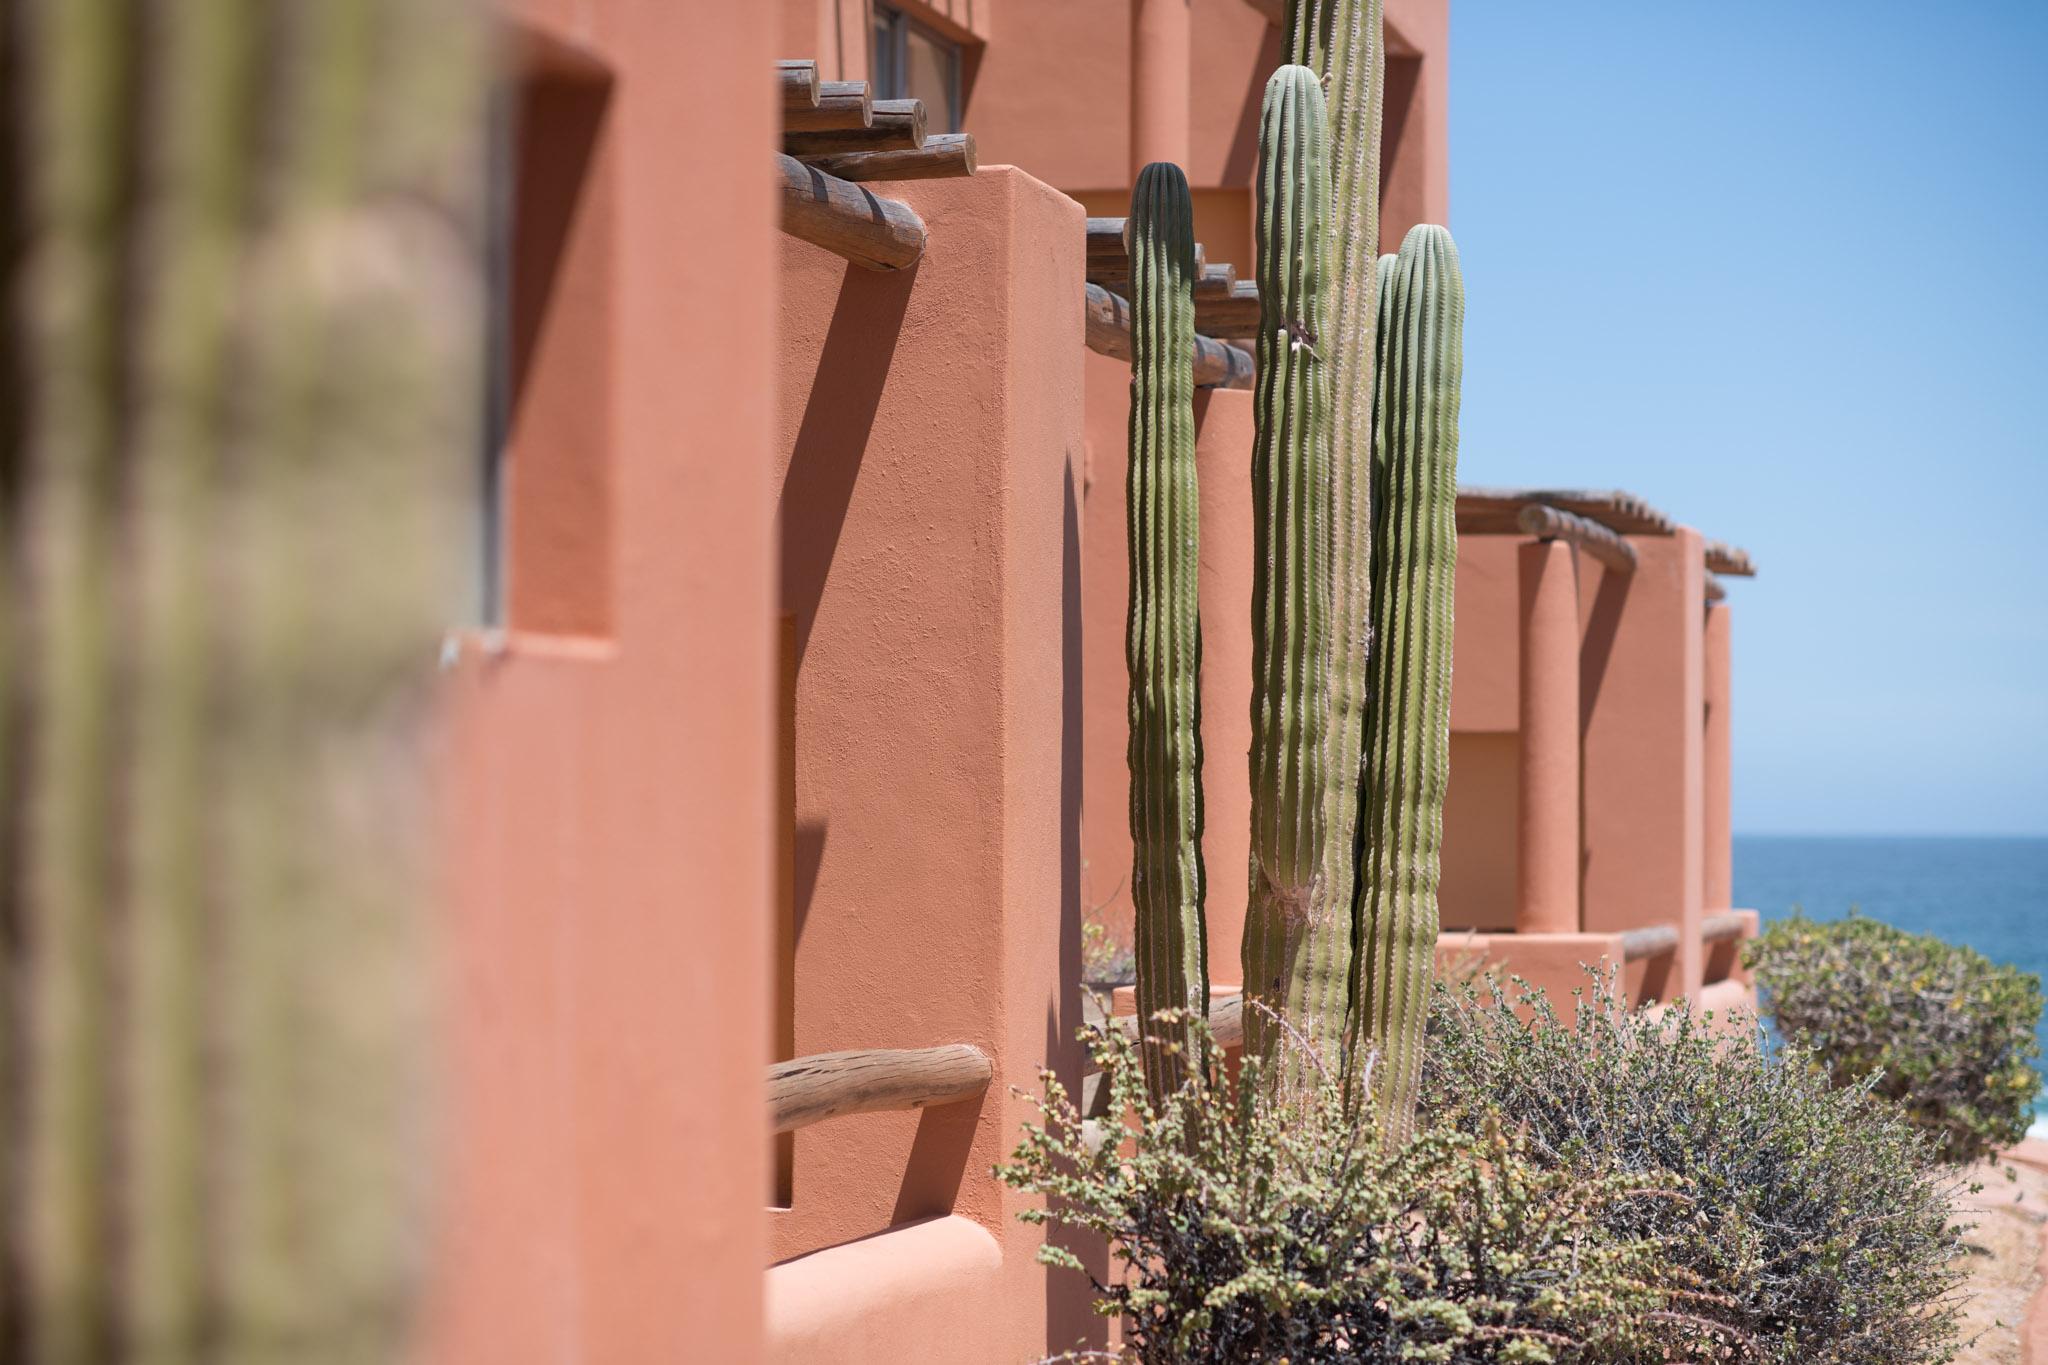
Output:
429,2,1754,1361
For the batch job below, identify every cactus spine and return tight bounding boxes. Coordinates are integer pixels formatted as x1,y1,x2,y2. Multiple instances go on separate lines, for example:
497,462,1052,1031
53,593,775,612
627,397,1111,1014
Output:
1240,65,1340,1098
12,0,484,1358
1126,162,1208,1105
1354,226,1463,1139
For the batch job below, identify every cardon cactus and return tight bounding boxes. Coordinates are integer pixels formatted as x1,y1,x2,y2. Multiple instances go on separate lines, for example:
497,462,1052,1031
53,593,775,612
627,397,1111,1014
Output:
1240,65,1343,1099
1125,161,1209,1104
1353,225,1464,1139
10,0,484,1359
1282,0,1385,1106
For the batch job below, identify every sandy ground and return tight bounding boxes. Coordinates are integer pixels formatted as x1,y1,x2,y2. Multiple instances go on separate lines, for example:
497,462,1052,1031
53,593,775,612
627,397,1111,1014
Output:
1951,1143,2048,1364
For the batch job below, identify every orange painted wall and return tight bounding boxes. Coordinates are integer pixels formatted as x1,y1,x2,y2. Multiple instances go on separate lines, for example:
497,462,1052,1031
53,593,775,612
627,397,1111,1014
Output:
427,4,774,1362
767,164,1101,1361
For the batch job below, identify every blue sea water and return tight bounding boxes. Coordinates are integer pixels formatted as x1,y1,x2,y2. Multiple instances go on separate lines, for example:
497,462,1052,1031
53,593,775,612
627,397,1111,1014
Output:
1733,835,2048,1121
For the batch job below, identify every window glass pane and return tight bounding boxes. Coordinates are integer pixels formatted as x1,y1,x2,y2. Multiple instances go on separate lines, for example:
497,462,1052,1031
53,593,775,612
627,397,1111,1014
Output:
871,10,900,99
904,25,959,132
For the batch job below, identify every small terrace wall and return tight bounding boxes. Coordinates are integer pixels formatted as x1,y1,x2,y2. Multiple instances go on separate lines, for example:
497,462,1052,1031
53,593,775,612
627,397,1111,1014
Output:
767,164,1102,1361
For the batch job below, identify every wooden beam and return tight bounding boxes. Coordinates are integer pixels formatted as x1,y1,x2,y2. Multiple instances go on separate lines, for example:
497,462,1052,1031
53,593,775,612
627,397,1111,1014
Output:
784,78,872,134
1704,539,1756,578
1459,487,1677,537
1620,924,1680,962
1517,502,1638,575
768,1045,992,1135
799,132,976,183
1701,911,1749,944
1113,992,1246,1052
1085,283,1254,390
1194,282,1262,338
777,154,926,271
1193,261,1237,296
785,97,925,157
778,59,819,111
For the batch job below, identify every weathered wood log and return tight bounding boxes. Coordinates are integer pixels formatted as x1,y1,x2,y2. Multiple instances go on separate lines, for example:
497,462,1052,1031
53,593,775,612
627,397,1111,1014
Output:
1085,283,1253,390
1193,261,1237,295
784,97,925,157
1112,991,1246,1053
1620,924,1681,962
1701,911,1750,943
778,59,820,111
1517,502,1638,575
1088,216,1203,279
1193,282,1262,337
800,132,976,183
784,78,872,134
1704,539,1756,577
777,154,927,270
1458,487,1676,537
768,1045,992,1134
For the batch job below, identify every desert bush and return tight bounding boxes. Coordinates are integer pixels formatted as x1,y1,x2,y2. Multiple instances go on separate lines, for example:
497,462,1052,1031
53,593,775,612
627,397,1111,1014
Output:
1746,912,2043,1165
1424,975,1969,1365
1002,1012,1727,1364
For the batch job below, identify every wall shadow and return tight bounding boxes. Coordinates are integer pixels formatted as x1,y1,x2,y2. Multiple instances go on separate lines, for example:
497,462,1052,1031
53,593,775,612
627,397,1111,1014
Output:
1044,457,1109,1355
778,262,917,670
889,1095,984,1225
1577,568,1630,906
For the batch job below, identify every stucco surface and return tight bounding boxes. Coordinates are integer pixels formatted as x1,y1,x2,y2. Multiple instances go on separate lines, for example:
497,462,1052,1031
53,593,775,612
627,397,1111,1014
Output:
769,164,1101,1358
430,4,776,1362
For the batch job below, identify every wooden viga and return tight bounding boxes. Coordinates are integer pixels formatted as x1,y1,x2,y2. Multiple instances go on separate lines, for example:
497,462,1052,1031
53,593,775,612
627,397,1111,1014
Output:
774,59,980,272
1084,216,1258,391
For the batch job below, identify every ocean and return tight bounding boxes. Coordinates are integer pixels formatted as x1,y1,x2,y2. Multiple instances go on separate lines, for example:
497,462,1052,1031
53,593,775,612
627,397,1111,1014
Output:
1733,835,2048,1122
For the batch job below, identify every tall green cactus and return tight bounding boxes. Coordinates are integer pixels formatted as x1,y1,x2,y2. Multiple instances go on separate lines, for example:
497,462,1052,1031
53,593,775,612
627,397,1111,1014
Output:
1353,226,1463,1140
11,0,484,1359
1283,0,1384,1084
1240,65,1342,1099
1126,162,1208,1105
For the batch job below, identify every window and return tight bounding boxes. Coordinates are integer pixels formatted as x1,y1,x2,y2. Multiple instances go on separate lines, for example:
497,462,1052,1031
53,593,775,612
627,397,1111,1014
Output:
870,4,961,134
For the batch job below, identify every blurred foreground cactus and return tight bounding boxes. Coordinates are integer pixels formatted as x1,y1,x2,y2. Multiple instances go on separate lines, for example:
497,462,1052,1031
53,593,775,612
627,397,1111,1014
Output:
1124,162,1208,1104
5,0,484,1359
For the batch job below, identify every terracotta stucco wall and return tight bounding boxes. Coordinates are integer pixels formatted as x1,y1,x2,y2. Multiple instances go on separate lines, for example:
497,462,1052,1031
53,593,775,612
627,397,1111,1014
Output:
767,164,1101,1361
428,4,775,1361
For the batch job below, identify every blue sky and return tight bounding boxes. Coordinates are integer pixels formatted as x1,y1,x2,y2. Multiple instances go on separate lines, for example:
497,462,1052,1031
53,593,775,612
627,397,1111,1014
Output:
1449,0,2048,836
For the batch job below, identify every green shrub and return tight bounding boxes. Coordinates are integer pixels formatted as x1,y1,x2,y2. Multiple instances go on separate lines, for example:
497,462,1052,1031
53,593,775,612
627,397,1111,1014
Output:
1424,975,1969,1365
1001,1013,1727,1364
1746,912,2043,1165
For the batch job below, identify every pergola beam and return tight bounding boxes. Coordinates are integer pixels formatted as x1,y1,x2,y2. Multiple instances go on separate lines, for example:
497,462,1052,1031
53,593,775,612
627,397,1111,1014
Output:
1517,502,1638,575
768,1045,992,1135
1085,283,1254,390
777,154,927,271
800,132,976,183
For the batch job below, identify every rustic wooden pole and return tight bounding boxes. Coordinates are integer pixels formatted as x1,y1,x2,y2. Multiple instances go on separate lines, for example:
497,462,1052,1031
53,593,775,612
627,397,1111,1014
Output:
799,132,976,183
784,97,925,157
1085,283,1253,390
1517,502,1638,575
784,78,872,134
1620,924,1681,962
1192,282,1261,337
768,1045,993,1134
778,59,819,111
777,153,927,271
1704,539,1755,577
